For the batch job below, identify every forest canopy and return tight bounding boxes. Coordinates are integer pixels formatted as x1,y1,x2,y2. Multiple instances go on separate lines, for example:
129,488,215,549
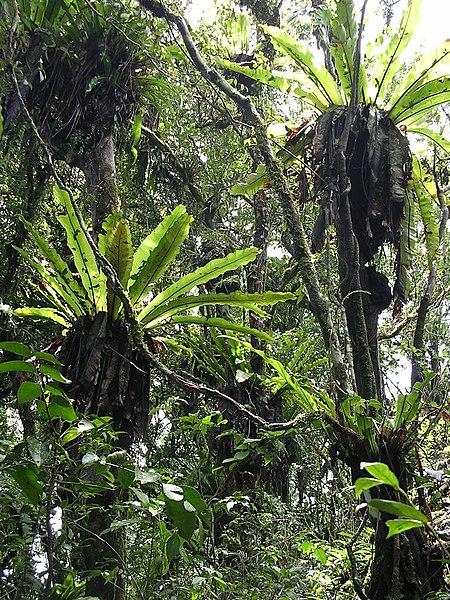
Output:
0,0,450,598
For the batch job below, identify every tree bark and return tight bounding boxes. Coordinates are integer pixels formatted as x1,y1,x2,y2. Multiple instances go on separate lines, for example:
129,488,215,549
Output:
60,313,151,599
79,131,120,232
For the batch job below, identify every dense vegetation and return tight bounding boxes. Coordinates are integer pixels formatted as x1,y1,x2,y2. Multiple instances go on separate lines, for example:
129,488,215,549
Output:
1,0,450,598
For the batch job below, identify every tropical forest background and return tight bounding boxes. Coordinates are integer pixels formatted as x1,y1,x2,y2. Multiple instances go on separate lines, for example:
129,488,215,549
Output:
1,0,450,598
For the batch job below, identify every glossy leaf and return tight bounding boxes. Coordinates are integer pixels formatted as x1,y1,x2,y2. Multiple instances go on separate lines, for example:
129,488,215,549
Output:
139,290,295,328
0,360,35,374
387,42,450,117
263,26,343,107
389,77,450,125
172,315,274,341
386,518,424,538
230,164,268,196
39,364,71,384
163,483,184,502
0,341,32,357
329,0,368,102
98,212,133,320
354,476,383,498
54,186,107,312
360,462,400,490
129,205,193,306
6,464,42,506
13,307,71,327
17,381,42,404
368,499,428,523
138,247,260,324
373,0,422,104
18,216,90,316
45,395,77,421
409,126,450,156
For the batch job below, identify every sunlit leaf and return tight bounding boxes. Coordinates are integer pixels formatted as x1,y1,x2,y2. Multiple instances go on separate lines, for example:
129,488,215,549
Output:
386,518,424,538
360,462,400,490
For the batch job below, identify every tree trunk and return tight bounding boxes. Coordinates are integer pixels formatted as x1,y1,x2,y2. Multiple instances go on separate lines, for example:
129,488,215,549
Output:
60,313,151,598
79,131,120,232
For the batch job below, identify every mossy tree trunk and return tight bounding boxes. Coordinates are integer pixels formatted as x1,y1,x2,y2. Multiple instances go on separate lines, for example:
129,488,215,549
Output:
60,313,151,600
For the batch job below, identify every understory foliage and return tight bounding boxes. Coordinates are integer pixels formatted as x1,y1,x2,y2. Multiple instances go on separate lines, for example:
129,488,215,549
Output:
1,0,450,599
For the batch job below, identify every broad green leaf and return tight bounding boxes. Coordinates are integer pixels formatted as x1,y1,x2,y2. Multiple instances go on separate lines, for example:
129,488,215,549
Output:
13,246,78,320
0,104,3,138
98,212,133,320
355,477,384,498
117,462,136,489
0,341,32,357
0,360,35,374
138,247,260,324
360,462,400,490
14,307,71,327
60,427,81,446
386,518,424,539
98,212,133,286
6,464,42,506
172,315,274,342
164,495,196,541
292,85,329,112
314,547,327,565
230,164,268,196
368,499,428,523
39,364,71,384
54,186,107,312
263,26,343,107
182,485,208,514
389,77,450,125
18,216,90,315
44,382,70,398
373,0,423,104
387,42,450,115
139,291,295,328
129,206,193,306
394,389,421,430
45,396,77,421
18,382,42,404
33,351,62,366
218,59,292,93
409,127,450,156
223,450,250,463
329,0,368,102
